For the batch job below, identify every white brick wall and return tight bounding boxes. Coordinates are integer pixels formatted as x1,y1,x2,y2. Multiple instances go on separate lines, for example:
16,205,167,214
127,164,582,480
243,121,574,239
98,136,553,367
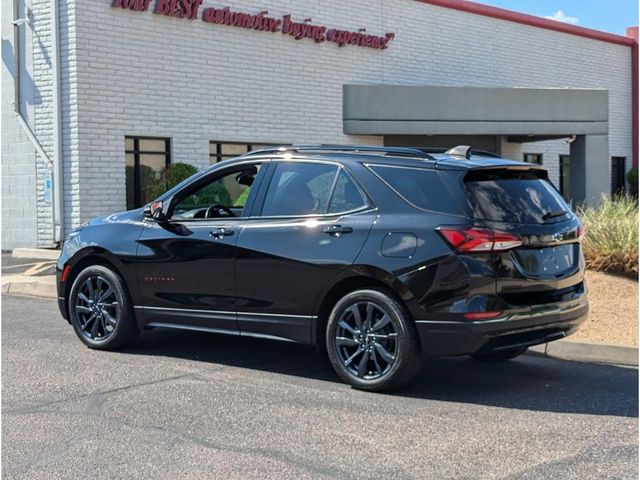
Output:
1,0,39,249
7,0,636,241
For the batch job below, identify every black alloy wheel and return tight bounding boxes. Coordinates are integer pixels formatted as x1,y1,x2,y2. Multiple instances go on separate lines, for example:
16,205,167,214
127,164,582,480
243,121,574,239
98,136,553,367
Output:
75,275,119,341
326,289,422,392
69,265,138,350
335,301,398,380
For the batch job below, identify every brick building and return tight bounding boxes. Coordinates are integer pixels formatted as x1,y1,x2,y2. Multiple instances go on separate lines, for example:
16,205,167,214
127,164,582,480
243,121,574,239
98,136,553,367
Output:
1,0,637,248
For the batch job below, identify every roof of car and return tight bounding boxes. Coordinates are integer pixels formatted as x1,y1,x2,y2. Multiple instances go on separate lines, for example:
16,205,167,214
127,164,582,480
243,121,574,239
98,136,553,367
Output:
237,145,541,171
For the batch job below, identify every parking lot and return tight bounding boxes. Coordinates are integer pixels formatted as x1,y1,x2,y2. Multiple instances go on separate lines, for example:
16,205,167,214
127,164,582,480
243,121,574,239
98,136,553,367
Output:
2,294,638,479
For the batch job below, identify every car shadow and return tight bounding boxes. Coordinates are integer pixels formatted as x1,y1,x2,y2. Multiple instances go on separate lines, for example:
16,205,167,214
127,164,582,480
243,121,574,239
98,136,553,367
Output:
124,328,638,418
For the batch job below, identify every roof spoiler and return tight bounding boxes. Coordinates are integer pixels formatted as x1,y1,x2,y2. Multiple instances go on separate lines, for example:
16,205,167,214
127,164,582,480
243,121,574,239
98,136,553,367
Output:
444,145,472,159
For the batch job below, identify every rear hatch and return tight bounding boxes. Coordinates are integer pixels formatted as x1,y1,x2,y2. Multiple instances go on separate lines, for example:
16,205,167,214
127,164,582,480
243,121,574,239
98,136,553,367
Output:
459,166,585,306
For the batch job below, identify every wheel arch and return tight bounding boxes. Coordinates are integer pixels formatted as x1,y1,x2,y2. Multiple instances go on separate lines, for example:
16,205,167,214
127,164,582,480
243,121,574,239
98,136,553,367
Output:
312,269,415,352
62,249,130,319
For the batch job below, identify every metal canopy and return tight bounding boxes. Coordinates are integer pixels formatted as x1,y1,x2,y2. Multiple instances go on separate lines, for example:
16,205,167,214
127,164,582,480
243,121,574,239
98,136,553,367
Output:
343,85,608,136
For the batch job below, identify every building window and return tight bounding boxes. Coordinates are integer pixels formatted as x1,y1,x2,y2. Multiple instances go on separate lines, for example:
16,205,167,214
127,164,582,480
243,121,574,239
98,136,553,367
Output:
611,157,626,195
559,155,571,201
523,153,543,165
209,142,284,164
125,136,170,210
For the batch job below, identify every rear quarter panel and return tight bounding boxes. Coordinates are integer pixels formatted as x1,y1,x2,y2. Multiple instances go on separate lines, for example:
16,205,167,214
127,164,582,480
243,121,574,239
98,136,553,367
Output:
353,211,497,321
343,163,496,321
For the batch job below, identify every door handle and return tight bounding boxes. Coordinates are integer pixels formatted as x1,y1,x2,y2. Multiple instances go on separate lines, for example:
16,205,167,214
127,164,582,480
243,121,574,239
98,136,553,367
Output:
323,225,353,237
209,227,235,239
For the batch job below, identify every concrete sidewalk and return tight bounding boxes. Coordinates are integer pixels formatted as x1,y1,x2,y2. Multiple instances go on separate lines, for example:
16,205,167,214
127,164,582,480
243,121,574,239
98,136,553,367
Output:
11,247,60,261
530,341,637,367
2,272,57,299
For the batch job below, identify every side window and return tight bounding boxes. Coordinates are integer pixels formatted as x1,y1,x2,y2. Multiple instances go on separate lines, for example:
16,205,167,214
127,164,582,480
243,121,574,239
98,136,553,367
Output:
262,162,338,216
171,164,261,220
328,170,366,213
369,165,461,215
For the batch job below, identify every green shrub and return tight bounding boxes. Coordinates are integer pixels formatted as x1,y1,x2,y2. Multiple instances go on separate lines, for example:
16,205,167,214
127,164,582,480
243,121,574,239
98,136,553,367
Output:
143,162,199,203
577,194,638,275
164,162,199,188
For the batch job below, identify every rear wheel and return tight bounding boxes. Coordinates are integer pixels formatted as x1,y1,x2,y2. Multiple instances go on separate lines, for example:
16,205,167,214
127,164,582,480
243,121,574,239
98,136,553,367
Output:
326,289,422,392
68,265,138,350
470,346,528,362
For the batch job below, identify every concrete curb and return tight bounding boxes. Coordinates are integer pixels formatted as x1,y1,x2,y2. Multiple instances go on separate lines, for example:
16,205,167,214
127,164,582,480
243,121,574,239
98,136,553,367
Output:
12,248,60,261
2,280,57,299
530,340,638,367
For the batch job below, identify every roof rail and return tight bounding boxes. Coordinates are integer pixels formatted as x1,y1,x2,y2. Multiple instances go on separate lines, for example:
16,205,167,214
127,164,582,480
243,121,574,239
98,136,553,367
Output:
241,144,434,159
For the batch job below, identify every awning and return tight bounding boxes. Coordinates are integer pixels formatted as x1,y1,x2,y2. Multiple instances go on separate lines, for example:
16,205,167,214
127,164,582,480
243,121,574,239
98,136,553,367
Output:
343,85,608,136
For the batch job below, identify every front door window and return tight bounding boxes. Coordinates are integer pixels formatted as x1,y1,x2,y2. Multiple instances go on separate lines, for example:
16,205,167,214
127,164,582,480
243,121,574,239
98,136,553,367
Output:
171,164,262,220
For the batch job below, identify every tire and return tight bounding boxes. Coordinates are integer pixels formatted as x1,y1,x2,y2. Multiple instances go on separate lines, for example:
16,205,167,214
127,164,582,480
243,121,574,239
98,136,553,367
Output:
470,346,528,362
326,288,422,392
68,265,138,350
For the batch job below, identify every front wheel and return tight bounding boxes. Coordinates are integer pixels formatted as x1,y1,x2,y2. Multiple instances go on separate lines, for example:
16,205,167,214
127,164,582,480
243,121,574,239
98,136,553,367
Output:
326,289,422,392
470,346,528,362
68,265,138,350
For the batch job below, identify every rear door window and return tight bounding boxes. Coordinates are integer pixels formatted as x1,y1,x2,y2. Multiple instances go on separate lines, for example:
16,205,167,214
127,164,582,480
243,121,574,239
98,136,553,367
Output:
261,162,338,216
464,169,571,224
368,165,461,214
260,162,368,217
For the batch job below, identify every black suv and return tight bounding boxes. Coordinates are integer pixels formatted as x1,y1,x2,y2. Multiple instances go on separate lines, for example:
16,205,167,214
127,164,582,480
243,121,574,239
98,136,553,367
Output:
57,145,588,391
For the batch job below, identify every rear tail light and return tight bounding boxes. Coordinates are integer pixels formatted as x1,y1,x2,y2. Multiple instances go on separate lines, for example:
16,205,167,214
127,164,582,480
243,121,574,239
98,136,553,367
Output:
436,226,522,253
577,223,586,241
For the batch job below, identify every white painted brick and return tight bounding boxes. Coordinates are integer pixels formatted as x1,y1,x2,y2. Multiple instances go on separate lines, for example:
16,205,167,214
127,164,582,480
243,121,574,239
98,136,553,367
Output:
2,0,635,243
1,0,38,248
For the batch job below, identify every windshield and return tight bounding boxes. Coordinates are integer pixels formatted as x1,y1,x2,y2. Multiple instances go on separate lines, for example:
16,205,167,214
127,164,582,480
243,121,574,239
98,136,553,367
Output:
464,169,571,224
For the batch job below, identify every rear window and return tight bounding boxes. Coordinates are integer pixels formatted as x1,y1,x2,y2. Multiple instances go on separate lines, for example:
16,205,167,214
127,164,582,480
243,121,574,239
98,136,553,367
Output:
368,165,462,214
464,169,570,224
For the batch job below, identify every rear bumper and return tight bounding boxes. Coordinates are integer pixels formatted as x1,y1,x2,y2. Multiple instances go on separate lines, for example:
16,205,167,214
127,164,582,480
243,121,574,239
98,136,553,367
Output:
416,297,588,356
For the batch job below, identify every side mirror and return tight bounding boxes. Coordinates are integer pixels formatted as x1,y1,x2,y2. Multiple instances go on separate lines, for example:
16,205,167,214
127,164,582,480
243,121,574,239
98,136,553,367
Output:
144,200,168,223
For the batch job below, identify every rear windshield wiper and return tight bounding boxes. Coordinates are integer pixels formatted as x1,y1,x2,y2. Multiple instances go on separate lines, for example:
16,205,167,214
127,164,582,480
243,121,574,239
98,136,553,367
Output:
542,210,568,221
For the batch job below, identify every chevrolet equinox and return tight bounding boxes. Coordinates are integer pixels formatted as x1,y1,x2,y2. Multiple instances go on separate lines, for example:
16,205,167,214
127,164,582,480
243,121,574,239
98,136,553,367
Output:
57,145,588,391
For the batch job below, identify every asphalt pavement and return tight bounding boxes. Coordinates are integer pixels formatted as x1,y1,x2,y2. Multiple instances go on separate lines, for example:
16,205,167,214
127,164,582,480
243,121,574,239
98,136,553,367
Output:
2,294,638,479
